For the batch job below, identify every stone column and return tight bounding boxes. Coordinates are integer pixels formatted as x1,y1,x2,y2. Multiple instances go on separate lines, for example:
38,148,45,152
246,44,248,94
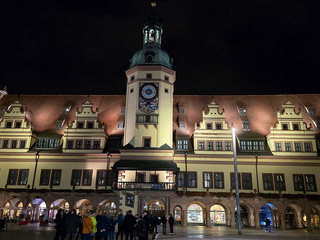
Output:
206,208,211,227
182,210,187,226
306,212,312,232
279,211,286,230
254,208,261,229
230,209,236,228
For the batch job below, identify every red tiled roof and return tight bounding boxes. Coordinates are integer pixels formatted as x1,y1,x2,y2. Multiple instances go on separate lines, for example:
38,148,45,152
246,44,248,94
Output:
1,94,319,136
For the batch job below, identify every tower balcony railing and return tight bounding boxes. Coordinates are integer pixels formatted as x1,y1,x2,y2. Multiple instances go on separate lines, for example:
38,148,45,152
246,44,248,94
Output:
112,182,176,191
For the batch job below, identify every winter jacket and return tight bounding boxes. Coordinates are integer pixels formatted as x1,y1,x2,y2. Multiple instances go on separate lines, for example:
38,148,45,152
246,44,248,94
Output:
64,213,81,233
89,215,97,233
82,217,93,234
96,215,111,236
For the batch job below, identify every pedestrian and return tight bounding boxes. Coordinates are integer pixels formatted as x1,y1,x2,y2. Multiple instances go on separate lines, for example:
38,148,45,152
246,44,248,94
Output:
168,214,174,234
82,212,94,240
161,215,167,234
136,216,148,240
123,210,136,240
64,210,81,240
155,215,161,233
76,212,83,240
54,209,65,240
109,213,117,240
96,212,110,240
89,211,97,238
142,211,150,236
116,210,124,240
266,217,271,232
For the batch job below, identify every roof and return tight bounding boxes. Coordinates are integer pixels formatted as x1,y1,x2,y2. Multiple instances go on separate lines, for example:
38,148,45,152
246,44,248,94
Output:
0,94,319,137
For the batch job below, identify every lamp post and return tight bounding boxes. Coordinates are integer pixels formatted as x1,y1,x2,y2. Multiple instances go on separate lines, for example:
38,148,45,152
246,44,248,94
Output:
232,127,242,235
105,152,111,190
32,151,40,189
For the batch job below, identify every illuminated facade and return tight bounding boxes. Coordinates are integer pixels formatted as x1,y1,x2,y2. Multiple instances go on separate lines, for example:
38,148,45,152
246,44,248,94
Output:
0,5,320,231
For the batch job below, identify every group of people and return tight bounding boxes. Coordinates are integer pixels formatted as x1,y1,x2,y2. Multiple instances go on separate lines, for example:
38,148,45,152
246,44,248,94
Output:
54,209,174,240
54,209,116,240
116,210,174,240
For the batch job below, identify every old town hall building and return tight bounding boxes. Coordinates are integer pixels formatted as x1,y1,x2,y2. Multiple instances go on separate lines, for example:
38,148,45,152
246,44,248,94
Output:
1,4,320,231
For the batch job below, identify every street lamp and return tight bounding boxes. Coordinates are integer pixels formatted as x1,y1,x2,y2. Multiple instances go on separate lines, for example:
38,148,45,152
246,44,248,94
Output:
32,151,40,189
232,127,242,235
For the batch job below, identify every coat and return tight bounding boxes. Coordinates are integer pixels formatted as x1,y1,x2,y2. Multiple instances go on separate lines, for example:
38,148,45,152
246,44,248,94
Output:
90,216,97,233
123,214,136,232
96,215,111,236
82,217,93,234
64,213,81,233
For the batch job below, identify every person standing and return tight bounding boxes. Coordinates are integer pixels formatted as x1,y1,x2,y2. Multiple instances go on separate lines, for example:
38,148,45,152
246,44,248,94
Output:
123,210,136,240
155,215,161,233
89,211,97,238
109,213,117,240
168,214,174,235
116,210,124,240
161,215,167,234
82,212,93,240
136,216,148,240
96,212,110,240
76,212,83,240
54,209,65,240
266,217,271,232
64,210,81,240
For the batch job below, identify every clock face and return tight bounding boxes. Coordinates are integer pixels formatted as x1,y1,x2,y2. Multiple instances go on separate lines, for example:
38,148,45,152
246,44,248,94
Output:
139,83,159,113
141,84,157,100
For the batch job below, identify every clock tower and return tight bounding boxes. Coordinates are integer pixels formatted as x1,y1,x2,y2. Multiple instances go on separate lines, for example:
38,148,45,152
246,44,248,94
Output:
124,3,175,148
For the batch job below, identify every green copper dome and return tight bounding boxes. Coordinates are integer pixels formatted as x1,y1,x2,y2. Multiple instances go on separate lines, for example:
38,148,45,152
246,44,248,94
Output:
128,5,173,69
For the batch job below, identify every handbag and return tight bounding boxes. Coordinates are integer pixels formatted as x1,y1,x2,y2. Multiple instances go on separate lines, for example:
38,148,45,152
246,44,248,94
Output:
115,223,118,233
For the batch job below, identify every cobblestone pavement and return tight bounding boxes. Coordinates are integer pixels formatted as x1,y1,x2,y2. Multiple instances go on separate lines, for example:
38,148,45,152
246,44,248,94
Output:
1,223,320,240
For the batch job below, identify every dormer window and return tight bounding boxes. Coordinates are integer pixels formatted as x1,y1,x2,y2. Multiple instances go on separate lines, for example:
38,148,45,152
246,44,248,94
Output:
117,122,124,129
15,122,21,128
306,107,316,116
242,122,250,131
179,122,186,130
206,123,212,129
87,122,94,129
293,123,299,130
77,122,84,129
238,108,246,116
282,124,288,130
121,107,125,115
6,121,12,128
216,123,222,130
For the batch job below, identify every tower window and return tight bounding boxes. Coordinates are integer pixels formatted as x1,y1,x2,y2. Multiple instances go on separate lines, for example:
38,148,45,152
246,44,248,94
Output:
146,73,152,79
165,76,169,81
130,75,135,81
144,138,151,147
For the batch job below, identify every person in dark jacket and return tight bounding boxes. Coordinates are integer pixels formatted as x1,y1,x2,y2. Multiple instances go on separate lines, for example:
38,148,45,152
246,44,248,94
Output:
116,210,124,240
54,209,65,240
64,210,81,240
168,214,174,234
123,210,136,240
161,215,167,234
109,214,117,240
142,211,150,235
136,216,148,240
96,212,110,240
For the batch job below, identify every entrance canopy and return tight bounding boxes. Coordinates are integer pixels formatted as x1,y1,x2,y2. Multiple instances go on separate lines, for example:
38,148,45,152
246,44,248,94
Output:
112,160,179,171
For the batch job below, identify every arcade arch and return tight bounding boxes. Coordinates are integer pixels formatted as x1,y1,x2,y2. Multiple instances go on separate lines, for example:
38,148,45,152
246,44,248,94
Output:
97,200,117,217
187,202,205,225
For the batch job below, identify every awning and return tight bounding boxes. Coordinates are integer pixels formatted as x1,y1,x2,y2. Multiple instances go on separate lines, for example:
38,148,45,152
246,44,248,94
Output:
112,160,179,171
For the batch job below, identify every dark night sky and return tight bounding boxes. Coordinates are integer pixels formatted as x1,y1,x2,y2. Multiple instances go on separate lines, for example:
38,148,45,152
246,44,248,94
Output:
1,0,320,95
